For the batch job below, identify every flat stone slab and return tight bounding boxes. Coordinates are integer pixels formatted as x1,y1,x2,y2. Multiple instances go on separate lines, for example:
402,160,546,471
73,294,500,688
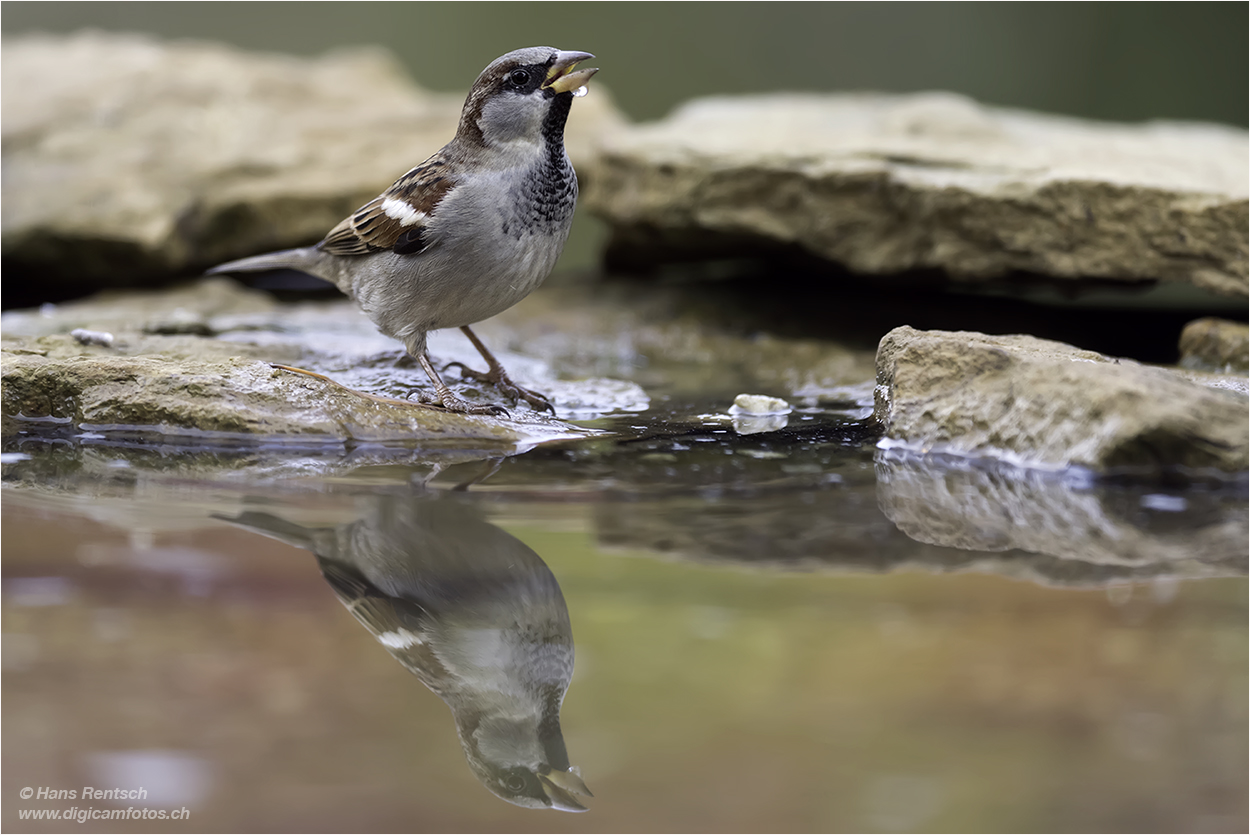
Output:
0,32,624,290
1,347,580,446
584,92,1248,297
0,279,632,447
873,326,1248,474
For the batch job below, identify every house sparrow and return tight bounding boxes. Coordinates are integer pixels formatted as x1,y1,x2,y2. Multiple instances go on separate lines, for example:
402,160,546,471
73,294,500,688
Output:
213,495,592,812
207,47,599,415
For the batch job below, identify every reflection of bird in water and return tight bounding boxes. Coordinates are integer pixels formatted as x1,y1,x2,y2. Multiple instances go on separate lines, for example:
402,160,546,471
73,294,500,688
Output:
215,495,591,812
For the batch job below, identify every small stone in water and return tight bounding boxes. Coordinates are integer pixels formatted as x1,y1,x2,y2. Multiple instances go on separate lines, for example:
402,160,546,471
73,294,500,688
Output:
729,394,792,416
733,414,788,435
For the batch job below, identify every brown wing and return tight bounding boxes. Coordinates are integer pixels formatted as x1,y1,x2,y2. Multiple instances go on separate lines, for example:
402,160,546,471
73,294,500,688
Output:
318,155,456,257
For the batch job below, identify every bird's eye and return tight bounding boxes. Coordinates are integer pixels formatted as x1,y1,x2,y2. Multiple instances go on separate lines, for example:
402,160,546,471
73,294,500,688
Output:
505,775,526,792
507,69,531,88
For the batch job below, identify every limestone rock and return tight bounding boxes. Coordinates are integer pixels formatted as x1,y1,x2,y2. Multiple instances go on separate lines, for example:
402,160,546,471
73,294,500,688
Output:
1179,317,1249,373
0,345,580,445
1,32,626,291
873,326,1248,473
729,393,792,416
584,92,1248,297
0,278,620,445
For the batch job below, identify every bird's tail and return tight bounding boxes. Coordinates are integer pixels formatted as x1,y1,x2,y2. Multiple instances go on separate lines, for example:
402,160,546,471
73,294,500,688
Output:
205,247,323,277
211,511,319,551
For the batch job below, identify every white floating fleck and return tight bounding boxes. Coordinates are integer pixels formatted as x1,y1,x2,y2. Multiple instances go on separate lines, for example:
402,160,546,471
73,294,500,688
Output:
573,85,589,98
728,393,792,416
1140,493,1187,512
70,328,114,347
739,449,788,459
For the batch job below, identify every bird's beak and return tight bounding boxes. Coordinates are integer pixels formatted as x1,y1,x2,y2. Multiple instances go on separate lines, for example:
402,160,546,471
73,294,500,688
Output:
543,50,598,94
539,767,593,812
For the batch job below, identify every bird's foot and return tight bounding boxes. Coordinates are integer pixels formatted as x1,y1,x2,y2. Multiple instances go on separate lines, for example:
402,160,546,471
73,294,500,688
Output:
270,364,506,416
412,385,509,417
443,361,554,414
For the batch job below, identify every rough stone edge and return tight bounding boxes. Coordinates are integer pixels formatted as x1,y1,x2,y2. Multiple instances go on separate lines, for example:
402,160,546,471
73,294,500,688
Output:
871,326,1250,476
587,151,1249,296
0,350,590,447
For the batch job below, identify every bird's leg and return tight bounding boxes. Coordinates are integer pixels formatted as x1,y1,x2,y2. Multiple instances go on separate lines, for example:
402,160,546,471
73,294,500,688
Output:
417,351,509,416
442,326,555,413
450,457,506,491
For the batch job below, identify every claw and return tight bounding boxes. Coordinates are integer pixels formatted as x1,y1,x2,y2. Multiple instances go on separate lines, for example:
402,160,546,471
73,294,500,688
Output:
415,352,513,416
451,327,556,414
408,386,508,416
269,363,511,417
448,363,553,413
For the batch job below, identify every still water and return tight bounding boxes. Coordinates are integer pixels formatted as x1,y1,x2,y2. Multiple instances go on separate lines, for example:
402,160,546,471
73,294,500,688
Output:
2,399,1246,833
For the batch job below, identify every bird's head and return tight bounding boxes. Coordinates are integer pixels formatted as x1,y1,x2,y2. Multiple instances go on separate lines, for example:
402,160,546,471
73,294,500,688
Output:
458,47,598,149
460,711,592,812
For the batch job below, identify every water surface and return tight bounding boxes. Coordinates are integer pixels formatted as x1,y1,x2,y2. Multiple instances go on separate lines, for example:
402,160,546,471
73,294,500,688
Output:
3,402,1246,832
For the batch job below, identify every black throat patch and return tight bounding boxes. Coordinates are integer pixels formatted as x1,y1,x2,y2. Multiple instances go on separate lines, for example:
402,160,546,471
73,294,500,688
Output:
498,91,578,240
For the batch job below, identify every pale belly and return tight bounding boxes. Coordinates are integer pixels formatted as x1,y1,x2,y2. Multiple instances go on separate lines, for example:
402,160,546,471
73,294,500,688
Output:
342,154,577,352
347,229,566,350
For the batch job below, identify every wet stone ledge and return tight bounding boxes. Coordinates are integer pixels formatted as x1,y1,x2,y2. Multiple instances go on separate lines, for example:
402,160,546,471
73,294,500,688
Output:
0,348,562,446
584,92,1249,298
0,279,628,448
873,326,1249,475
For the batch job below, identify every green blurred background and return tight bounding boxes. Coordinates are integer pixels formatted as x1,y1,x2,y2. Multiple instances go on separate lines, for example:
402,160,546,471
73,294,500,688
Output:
4,1,1247,127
